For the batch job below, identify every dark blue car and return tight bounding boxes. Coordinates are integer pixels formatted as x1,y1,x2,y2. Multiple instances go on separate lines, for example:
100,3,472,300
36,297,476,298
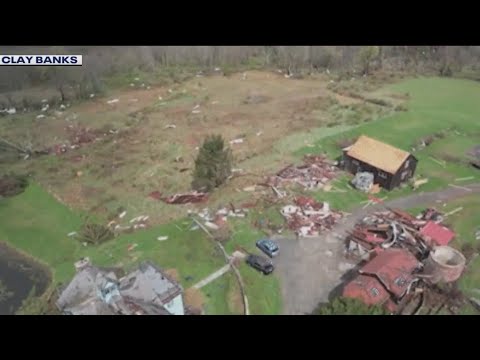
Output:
256,239,279,258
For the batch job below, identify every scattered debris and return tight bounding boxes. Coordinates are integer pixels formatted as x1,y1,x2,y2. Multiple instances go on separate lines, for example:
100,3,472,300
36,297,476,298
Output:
157,236,169,241
159,191,208,205
429,156,446,167
448,184,472,192
41,104,49,112
256,131,263,137
443,207,463,217
127,243,138,252
36,114,46,119
211,101,219,105
90,94,95,98
243,185,256,192
455,176,474,182
60,104,66,110
266,154,337,191
164,124,176,129
192,110,201,114
352,172,374,192
67,231,77,237
119,211,127,219
107,99,120,105
230,138,244,145
413,178,429,190
281,196,343,237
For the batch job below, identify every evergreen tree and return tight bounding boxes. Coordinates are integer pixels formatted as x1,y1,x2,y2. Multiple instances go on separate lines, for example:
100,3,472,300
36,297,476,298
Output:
192,135,232,192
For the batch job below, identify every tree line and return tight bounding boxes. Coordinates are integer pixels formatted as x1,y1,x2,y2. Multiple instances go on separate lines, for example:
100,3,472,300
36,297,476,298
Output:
1,46,479,99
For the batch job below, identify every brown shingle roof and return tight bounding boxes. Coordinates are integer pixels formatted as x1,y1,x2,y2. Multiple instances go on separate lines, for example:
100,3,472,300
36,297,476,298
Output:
346,135,411,174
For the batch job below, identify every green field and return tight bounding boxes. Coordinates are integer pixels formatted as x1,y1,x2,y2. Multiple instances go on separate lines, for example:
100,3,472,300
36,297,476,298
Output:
294,77,480,210
1,75,480,315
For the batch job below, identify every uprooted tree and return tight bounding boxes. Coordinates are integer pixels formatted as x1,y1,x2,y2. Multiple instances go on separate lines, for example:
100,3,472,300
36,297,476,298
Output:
192,135,233,192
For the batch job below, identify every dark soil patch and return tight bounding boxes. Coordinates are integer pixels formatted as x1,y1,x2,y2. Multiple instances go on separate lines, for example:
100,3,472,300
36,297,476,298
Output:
0,175,29,198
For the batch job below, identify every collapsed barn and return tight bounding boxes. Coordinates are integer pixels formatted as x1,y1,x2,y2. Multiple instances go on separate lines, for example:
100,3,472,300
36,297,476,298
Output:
342,135,418,191
342,207,468,314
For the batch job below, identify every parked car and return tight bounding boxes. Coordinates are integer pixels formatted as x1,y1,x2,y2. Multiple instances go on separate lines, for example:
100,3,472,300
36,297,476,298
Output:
256,239,279,258
246,254,274,275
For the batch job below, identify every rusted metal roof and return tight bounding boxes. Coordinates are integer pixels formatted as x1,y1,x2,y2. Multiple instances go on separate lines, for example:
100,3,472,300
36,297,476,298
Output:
346,135,411,174
359,248,419,298
420,221,455,246
343,274,390,306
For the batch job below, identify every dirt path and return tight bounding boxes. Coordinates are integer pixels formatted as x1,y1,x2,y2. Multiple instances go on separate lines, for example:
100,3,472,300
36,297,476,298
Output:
191,264,231,290
275,183,480,315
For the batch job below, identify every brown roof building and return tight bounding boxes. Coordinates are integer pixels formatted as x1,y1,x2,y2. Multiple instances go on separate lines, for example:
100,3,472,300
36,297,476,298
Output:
343,135,418,190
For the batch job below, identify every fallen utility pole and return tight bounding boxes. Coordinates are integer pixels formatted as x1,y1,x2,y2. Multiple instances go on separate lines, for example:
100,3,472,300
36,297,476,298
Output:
191,217,250,315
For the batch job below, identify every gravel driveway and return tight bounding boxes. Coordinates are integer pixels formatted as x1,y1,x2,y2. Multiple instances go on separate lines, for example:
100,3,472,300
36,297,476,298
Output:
274,183,480,315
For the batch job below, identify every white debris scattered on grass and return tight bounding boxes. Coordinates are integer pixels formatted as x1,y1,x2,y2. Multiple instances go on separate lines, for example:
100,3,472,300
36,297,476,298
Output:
89,93,95,98
157,236,169,241
107,99,120,105
59,104,66,110
256,131,263,136
195,146,199,151
158,96,163,101
192,110,201,114
36,114,46,119
41,104,49,112
165,124,176,129
168,89,173,93
141,83,145,87
214,67,221,71
193,104,200,110
134,77,140,81
130,83,135,87
190,224,200,231
118,211,127,219
146,86,151,90
5,107,16,115
229,138,244,145
231,168,243,173
67,231,77,237
205,221,219,231
41,99,48,103
243,185,256,192
329,80,335,84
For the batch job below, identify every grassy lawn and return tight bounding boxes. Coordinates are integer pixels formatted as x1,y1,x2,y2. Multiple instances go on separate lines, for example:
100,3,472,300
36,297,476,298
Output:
0,183,224,288
293,77,480,211
0,183,282,314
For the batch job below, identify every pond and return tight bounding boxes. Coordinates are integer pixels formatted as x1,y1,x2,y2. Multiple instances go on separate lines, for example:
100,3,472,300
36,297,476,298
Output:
0,242,51,315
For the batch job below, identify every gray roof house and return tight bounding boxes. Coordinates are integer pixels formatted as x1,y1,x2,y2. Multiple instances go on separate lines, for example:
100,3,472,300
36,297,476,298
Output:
56,258,184,315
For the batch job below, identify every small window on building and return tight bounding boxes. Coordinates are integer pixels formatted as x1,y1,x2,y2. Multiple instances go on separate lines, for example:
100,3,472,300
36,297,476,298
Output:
370,288,380,297
378,171,387,179
401,171,408,180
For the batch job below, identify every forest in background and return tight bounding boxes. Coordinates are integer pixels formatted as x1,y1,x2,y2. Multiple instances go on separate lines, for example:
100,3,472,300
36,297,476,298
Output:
1,46,480,107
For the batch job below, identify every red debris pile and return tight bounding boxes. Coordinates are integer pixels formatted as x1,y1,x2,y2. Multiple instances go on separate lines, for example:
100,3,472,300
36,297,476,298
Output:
280,196,343,237
342,207,464,314
266,154,337,190
345,207,455,260
157,191,208,205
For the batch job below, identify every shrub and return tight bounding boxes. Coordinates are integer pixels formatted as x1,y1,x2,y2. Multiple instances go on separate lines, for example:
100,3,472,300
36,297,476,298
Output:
77,218,114,245
313,297,387,315
394,104,408,112
0,174,29,198
192,134,233,192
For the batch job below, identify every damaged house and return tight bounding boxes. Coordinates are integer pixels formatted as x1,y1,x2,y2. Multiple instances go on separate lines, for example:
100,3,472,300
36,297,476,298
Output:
343,248,421,313
343,135,418,190
56,258,185,315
